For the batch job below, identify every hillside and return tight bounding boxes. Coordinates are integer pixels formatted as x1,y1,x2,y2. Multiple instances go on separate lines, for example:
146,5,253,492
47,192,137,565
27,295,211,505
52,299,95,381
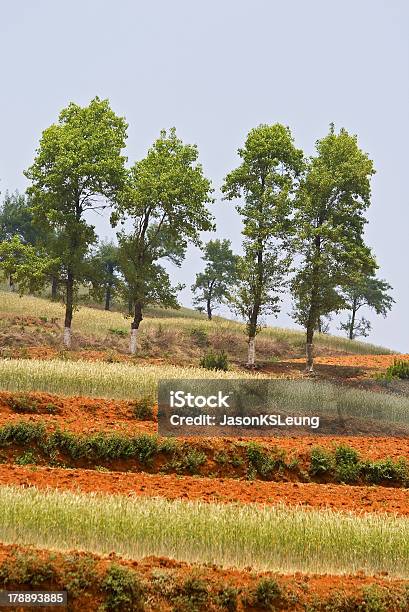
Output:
0,291,393,368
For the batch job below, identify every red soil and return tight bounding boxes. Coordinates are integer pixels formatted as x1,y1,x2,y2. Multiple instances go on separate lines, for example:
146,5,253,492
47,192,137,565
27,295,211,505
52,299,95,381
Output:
2,465,409,516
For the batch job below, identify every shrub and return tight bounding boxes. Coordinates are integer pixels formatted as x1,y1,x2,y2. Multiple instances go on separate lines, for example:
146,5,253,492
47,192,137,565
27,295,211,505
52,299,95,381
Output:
200,351,228,372
174,576,209,611
15,451,37,465
131,397,154,420
378,359,409,382
182,449,207,475
246,443,285,479
309,447,334,476
190,328,209,348
101,564,144,611
0,552,57,587
252,578,282,609
217,586,238,611
334,445,361,484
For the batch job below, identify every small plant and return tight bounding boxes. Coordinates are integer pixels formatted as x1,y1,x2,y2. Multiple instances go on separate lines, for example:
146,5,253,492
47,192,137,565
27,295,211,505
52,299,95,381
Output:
252,578,282,609
182,449,207,475
101,564,145,611
385,359,409,380
246,442,285,479
0,552,56,587
131,397,154,420
190,328,209,348
334,445,361,484
108,328,127,337
15,450,37,465
174,576,209,612
200,350,229,372
309,447,334,476
217,586,238,611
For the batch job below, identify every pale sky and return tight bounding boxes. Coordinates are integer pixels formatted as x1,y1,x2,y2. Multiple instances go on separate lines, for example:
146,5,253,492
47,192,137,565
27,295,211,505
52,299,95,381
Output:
0,0,408,351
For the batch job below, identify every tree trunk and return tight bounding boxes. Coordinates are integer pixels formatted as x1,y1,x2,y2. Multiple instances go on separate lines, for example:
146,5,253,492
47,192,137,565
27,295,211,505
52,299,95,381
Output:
305,325,314,373
129,301,143,355
64,272,74,349
349,299,357,340
51,277,58,301
105,283,112,311
247,336,256,367
206,297,212,320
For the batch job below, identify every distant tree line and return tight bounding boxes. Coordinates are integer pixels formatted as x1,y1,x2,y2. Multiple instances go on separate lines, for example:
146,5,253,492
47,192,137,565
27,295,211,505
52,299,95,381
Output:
0,98,394,370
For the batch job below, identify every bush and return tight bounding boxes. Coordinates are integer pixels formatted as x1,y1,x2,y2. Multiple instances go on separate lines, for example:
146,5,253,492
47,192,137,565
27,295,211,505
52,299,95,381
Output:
4,394,39,414
0,552,57,587
101,564,144,611
309,447,334,476
131,397,154,420
246,443,285,479
182,449,207,475
200,351,228,372
217,586,238,611
334,445,361,484
108,328,127,337
190,328,209,348
385,359,409,380
174,576,209,611
252,578,281,609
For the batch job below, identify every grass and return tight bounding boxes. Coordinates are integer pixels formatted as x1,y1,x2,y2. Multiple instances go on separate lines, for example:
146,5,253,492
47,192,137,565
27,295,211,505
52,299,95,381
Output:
1,486,409,578
0,358,260,400
0,291,393,355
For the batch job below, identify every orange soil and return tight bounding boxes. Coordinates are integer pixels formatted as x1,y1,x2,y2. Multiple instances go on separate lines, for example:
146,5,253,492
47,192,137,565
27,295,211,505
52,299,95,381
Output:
288,354,409,368
2,464,409,516
0,542,406,612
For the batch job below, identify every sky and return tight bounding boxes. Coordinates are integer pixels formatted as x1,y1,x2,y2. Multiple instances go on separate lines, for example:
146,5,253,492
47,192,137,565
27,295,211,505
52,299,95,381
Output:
0,0,408,351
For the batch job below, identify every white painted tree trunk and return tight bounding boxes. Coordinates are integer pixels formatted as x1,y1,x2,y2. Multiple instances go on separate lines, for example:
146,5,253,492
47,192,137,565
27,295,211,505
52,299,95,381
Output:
63,327,72,349
129,328,138,355
247,337,256,367
306,342,314,373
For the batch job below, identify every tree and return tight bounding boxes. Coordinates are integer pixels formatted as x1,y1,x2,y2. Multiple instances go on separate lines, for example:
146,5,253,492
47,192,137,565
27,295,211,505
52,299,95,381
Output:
191,239,238,319
222,124,304,366
0,191,38,245
112,128,214,354
25,97,128,348
291,125,376,372
0,235,58,294
88,241,121,311
339,274,394,339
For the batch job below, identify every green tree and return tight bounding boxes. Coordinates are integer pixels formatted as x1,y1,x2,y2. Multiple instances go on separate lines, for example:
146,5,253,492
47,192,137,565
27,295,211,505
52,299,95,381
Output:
191,239,238,319
339,274,394,340
222,124,304,366
0,235,58,294
291,125,376,372
0,191,38,245
24,97,128,348
112,128,214,354
88,241,121,311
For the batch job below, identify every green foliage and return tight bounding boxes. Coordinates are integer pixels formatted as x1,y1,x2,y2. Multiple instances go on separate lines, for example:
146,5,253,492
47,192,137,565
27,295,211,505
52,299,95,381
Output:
63,553,98,597
217,586,238,611
173,576,209,612
113,128,214,341
0,552,57,587
246,442,285,479
4,393,38,413
101,564,144,611
191,239,238,319
181,449,207,475
108,327,127,337
291,125,377,370
334,445,361,484
190,327,209,348
15,450,37,465
384,359,409,380
130,396,154,420
339,274,394,340
0,236,58,294
252,578,282,609
309,447,334,476
199,350,229,371
222,124,303,363
24,96,128,337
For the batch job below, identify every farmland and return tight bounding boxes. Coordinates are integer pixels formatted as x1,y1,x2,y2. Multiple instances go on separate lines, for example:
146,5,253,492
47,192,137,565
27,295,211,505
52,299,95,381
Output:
0,293,408,610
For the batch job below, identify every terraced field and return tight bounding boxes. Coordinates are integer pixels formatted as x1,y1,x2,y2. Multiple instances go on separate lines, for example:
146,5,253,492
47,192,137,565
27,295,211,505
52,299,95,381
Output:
0,293,408,610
